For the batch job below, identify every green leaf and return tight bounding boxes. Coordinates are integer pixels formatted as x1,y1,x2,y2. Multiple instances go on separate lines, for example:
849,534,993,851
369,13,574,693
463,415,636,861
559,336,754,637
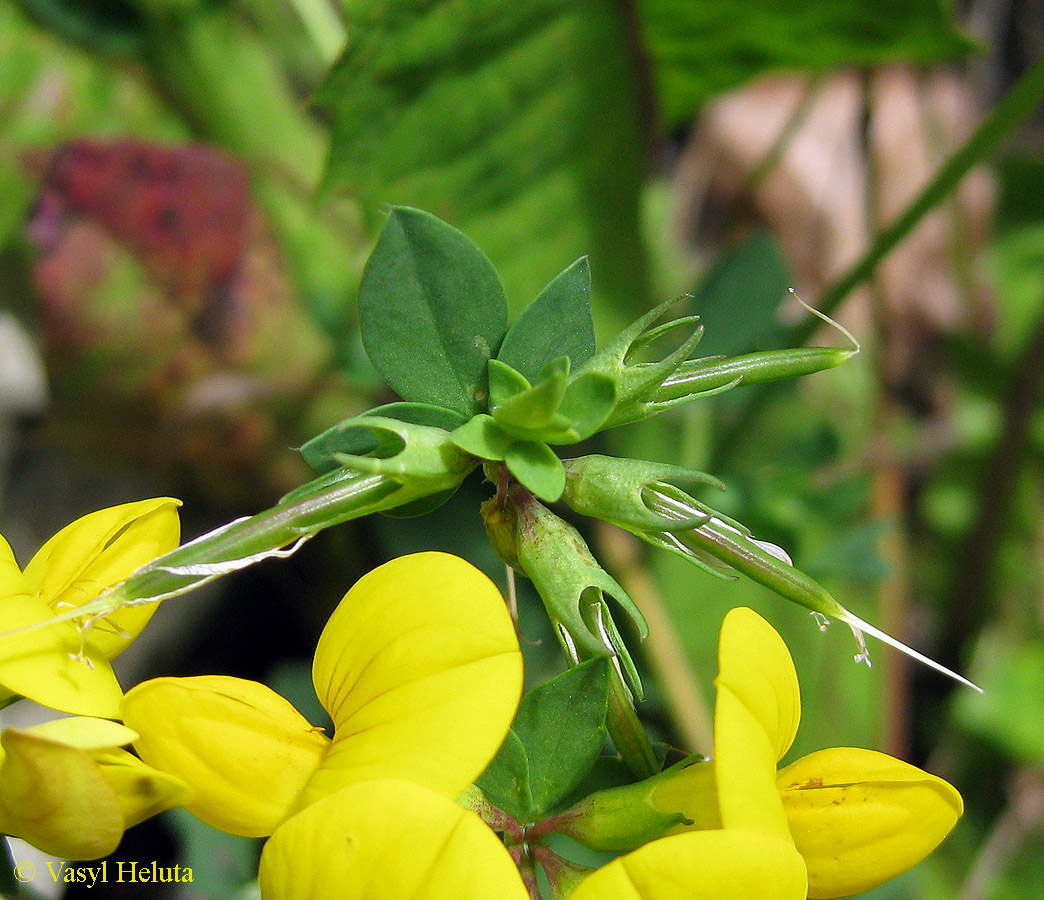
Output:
487,359,533,409
476,729,532,821
505,440,566,502
449,414,514,461
498,257,596,380
491,358,569,437
639,0,976,125
317,0,649,321
478,659,611,820
359,207,507,415
555,372,616,442
301,402,467,474
164,807,259,899
379,487,462,518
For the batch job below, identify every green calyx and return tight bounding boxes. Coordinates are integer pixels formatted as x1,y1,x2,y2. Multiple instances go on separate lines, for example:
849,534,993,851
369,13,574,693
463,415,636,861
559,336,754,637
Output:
510,486,647,700
608,345,856,428
543,755,707,854
295,413,477,518
561,455,722,533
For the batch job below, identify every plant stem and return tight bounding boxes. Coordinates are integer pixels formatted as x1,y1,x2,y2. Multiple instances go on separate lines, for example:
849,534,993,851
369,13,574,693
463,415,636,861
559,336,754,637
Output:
606,665,659,779
801,51,1044,339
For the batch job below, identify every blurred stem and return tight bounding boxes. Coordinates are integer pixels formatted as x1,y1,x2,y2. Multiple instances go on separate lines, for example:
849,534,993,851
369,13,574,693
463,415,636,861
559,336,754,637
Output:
958,768,1044,900
869,416,913,758
801,51,1044,339
596,522,713,755
746,74,825,191
862,69,912,759
939,295,1044,670
717,51,1044,457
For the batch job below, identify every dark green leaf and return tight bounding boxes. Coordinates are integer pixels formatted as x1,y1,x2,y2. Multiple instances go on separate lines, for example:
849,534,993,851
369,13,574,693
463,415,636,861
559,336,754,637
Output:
505,440,566,502
515,658,611,814
379,486,462,518
359,207,507,415
19,0,147,56
640,0,976,125
301,402,467,474
498,257,596,380
478,659,612,820
0,838,15,896
318,0,649,320
476,729,532,821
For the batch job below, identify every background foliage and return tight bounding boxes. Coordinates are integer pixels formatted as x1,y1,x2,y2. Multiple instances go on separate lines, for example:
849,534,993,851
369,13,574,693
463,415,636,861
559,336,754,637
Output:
1,0,1043,897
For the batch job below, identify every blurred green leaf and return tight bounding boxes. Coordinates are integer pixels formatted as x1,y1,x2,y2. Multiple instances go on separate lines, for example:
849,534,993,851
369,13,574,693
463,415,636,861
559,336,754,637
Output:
478,658,611,820
359,207,508,415
498,257,596,380
956,633,1044,766
688,230,790,358
317,0,649,322
639,0,975,125
165,807,259,899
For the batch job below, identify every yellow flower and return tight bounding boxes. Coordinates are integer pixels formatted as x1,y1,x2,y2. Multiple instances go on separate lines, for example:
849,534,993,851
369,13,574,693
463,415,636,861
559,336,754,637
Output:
0,498,182,718
572,607,962,899
571,606,808,900
258,780,530,900
121,551,524,837
0,716,190,859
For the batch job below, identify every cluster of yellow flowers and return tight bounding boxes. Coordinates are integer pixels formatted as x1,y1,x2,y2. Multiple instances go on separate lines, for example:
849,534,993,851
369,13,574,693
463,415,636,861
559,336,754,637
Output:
0,500,962,898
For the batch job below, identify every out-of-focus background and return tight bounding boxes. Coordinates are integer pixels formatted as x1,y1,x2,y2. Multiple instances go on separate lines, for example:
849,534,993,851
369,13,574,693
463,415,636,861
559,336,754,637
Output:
1,1,1042,897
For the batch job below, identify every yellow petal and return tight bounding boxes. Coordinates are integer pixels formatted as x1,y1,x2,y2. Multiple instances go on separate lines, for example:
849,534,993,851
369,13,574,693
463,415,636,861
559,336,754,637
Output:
121,675,329,837
778,747,964,899
28,716,137,749
92,747,193,829
569,829,808,900
0,593,123,717
305,552,522,805
0,729,124,859
258,779,530,900
0,534,32,596
713,608,797,838
22,498,181,660
651,759,722,830
716,607,801,762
